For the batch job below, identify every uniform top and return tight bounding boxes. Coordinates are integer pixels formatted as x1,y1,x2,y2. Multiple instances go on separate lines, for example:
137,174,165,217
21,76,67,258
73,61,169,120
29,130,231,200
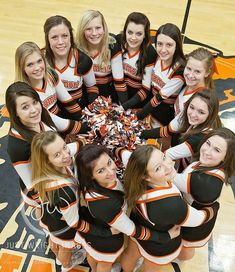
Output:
55,48,99,104
173,161,225,207
91,38,127,103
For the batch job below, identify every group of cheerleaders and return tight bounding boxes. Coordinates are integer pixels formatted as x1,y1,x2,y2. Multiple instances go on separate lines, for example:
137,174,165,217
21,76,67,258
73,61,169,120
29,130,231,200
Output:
5,9,235,272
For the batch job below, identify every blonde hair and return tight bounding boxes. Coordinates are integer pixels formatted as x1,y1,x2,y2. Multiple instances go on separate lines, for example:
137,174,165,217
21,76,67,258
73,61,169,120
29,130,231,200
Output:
31,131,68,204
76,10,115,67
15,42,47,85
187,47,215,89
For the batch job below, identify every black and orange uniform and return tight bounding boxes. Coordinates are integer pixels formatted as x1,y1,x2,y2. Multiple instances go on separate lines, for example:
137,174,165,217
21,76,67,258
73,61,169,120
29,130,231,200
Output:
34,70,82,120
130,181,216,264
7,123,81,206
137,59,185,125
55,48,99,108
91,38,128,104
173,161,224,247
75,180,172,263
116,34,157,110
166,129,210,172
140,86,205,139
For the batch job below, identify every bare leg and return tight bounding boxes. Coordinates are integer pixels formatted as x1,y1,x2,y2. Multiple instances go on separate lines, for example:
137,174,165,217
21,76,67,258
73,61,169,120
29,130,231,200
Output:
120,238,142,272
143,258,161,272
178,247,195,261
87,253,98,272
57,245,72,267
49,239,59,257
96,261,113,272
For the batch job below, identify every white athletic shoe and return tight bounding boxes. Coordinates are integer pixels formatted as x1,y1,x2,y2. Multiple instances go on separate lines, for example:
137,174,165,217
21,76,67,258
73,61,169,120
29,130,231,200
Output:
133,257,144,272
111,262,122,272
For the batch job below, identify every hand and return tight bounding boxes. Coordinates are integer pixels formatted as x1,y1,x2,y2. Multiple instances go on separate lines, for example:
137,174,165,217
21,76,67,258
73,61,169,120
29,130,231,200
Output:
110,227,120,235
168,225,181,239
114,105,124,113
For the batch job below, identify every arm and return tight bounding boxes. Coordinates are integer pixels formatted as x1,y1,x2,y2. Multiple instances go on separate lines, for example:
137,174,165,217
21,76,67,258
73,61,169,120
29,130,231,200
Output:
49,112,89,135
137,70,184,120
55,77,82,120
122,45,157,110
180,201,220,227
122,63,154,110
140,113,182,140
166,142,192,160
111,45,128,104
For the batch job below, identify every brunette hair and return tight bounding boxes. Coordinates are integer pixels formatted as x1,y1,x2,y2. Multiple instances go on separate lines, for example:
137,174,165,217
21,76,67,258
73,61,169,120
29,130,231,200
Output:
5,81,55,142
121,12,151,76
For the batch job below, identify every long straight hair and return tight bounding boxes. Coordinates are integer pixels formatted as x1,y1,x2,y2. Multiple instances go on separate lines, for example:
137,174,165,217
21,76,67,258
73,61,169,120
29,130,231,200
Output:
193,127,235,184
124,145,156,209
31,131,71,204
156,23,186,68
76,10,115,67
179,88,222,141
121,12,151,77
43,15,75,68
75,144,123,198
5,82,55,143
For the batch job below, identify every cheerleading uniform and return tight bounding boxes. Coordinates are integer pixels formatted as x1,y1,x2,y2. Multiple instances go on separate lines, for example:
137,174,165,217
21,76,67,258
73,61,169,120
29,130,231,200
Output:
91,38,128,104
75,180,171,263
137,59,185,125
140,86,205,140
130,181,215,264
34,71,82,120
116,34,157,110
55,48,99,108
173,162,224,247
7,123,80,206
166,129,209,172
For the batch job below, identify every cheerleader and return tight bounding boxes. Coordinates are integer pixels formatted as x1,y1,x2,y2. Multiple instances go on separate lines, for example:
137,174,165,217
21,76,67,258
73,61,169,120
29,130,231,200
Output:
116,12,157,110
15,41,83,121
43,15,99,109
141,47,216,139
121,145,219,272
172,127,235,261
76,10,128,104
5,82,82,205
74,144,180,272
137,23,186,126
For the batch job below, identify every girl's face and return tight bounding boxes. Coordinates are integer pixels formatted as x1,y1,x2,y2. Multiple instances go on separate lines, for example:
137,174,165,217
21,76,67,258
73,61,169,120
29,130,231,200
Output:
24,51,45,82
146,149,176,185
84,16,104,46
200,135,227,167
45,135,72,170
156,34,176,64
92,153,117,187
187,97,209,127
16,96,42,127
126,22,145,52
48,23,71,59
184,57,209,88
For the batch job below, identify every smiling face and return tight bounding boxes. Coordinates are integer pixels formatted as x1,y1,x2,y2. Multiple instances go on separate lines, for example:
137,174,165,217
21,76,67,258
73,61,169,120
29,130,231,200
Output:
199,135,227,167
92,153,117,187
126,22,145,52
156,34,176,65
24,51,45,83
48,23,71,59
15,95,42,128
146,149,176,185
45,135,72,171
84,16,104,47
184,57,209,88
187,96,209,127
